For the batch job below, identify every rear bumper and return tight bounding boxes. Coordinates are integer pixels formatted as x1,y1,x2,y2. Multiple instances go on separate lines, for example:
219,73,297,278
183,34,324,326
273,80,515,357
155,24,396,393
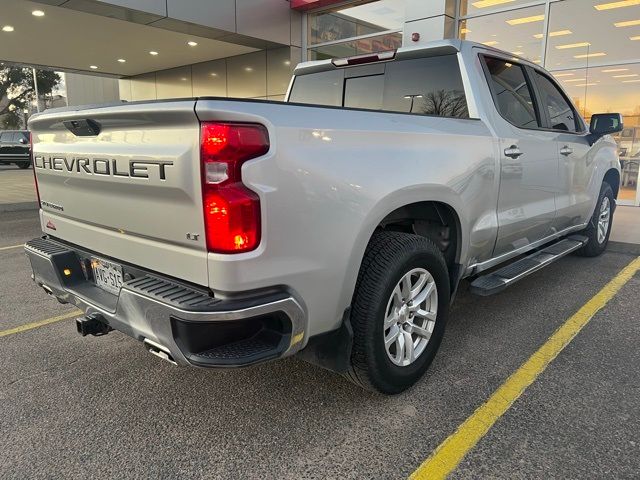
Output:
24,237,307,367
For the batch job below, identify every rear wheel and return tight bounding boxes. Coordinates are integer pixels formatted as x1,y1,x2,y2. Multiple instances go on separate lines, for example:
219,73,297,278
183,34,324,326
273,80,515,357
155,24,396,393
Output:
17,161,31,169
346,231,450,394
577,182,614,257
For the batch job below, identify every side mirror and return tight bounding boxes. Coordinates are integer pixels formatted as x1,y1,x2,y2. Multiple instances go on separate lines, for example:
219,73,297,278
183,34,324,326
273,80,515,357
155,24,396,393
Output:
587,113,623,146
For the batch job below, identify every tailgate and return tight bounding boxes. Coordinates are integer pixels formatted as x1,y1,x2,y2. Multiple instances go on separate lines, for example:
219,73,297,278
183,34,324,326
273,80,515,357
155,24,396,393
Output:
29,100,208,286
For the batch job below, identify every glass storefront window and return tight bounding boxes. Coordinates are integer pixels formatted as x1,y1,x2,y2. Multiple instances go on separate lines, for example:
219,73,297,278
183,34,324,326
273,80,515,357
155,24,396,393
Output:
546,0,640,70
552,61,640,205
308,0,405,45
460,0,541,18
308,32,402,60
459,5,546,63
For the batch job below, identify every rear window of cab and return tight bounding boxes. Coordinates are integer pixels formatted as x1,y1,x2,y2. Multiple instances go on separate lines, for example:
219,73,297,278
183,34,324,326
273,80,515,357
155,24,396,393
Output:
288,54,469,119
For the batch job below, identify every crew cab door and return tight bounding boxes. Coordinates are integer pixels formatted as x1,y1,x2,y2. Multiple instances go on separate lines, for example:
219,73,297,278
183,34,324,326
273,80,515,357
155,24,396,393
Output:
480,55,559,258
529,70,594,230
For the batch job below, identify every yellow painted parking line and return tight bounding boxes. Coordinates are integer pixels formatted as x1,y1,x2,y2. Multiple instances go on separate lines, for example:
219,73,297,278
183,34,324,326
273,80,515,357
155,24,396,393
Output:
0,243,24,252
409,256,640,480
0,310,81,338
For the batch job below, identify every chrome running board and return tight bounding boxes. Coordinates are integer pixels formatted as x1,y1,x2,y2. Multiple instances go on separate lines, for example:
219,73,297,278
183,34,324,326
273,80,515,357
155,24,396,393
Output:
470,235,588,296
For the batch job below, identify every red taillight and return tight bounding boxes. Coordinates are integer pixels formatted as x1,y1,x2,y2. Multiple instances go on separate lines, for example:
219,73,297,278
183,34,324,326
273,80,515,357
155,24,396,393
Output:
30,132,41,207
200,122,268,253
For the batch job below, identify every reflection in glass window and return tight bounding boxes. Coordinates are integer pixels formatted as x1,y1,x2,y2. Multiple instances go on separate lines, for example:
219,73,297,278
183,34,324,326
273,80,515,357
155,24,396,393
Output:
459,5,545,63
546,0,640,70
382,56,468,117
289,55,469,119
459,0,537,18
308,33,402,61
344,75,384,110
551,62,640,204
483,57,539,129
533,72,579,132
288,70,343,106
308,0,405,45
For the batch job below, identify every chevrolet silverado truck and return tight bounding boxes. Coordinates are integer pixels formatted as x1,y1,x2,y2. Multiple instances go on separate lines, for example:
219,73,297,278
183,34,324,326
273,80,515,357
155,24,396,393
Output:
25,40,623,394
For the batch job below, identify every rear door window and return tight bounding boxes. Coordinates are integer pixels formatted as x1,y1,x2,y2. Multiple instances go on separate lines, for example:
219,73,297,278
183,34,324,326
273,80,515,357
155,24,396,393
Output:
482,56,540,129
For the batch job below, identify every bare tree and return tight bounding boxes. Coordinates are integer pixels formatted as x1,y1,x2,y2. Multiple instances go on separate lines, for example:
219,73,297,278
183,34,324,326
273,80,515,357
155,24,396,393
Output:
421,89,468,118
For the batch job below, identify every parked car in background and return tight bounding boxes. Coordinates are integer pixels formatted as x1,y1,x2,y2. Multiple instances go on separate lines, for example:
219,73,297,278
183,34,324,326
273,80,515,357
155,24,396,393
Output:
0,130,31,169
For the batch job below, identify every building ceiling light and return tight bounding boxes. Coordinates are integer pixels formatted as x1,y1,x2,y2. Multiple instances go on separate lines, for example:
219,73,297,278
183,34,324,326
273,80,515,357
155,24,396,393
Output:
564,78,588,82
244,67,253,72
630,35,640,40
180,77,187,81
117,58,126,63
622,79,640,82
481,41,499,46
612,73,639,77
553,73,575,77
187,41,198,46
511,51,524,55
32,10,45,17
614,19,640,27
506,15,545,25
460,28,471,34
533,59,541,63
555,42,591,49
472,0,515,8
573,52,607,58
594,0,640,10
90,65,98,69
210,73,218,77
602,68,628,72
149,51,159,55
2,25,14,32
534,30,572,39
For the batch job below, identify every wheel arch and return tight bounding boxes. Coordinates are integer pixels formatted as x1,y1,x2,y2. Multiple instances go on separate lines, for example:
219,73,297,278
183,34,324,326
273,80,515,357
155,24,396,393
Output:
338,189,469,319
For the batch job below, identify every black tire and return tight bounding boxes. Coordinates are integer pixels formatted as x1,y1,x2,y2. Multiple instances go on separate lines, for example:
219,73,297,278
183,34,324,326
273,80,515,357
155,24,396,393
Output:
17,161,31,169
346,231,450,394
576,182,615,257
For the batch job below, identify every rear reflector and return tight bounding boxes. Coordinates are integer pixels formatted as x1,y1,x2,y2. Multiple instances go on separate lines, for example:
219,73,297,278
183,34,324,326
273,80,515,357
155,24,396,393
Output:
200,122,268,254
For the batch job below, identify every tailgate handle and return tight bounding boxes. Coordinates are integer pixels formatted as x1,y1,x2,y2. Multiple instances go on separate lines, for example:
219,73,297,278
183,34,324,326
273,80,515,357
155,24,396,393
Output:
63,119,101,136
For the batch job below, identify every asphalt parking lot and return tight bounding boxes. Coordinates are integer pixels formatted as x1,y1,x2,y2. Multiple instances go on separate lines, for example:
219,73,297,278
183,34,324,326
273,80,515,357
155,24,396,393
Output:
1,210,639,479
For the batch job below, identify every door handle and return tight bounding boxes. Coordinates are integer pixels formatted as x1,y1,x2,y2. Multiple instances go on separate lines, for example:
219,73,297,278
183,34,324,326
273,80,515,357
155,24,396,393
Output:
560,145,573,156
504,145,523,159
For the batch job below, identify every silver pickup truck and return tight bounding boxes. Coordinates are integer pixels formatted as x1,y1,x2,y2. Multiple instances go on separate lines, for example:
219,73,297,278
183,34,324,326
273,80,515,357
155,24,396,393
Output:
25,40,623,394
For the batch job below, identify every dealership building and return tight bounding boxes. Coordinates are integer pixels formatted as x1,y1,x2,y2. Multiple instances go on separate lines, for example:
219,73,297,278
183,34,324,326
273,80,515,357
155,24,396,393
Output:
0,0,639,204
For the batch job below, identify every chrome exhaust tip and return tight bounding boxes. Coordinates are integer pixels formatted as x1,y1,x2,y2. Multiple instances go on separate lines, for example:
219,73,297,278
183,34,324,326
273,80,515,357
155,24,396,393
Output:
143,339,177,366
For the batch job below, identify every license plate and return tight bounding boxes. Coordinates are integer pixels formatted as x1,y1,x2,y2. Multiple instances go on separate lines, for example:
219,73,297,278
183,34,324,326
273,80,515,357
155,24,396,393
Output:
91,257,124,295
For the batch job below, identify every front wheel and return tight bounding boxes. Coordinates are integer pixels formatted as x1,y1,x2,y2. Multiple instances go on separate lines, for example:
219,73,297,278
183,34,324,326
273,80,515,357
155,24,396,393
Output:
577,182,615,257
17,161,31,169
346,231,450,394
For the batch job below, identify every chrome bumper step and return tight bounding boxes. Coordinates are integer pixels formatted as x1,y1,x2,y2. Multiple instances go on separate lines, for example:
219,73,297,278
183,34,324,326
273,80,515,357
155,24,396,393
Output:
470,235,588,296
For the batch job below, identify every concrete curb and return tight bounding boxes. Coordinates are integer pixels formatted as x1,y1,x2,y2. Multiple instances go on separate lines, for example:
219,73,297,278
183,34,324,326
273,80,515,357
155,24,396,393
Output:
0,202,39,213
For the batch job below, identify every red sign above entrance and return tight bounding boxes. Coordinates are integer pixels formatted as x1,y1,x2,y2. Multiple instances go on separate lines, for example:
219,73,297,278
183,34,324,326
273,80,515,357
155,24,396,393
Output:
290,0,345,11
